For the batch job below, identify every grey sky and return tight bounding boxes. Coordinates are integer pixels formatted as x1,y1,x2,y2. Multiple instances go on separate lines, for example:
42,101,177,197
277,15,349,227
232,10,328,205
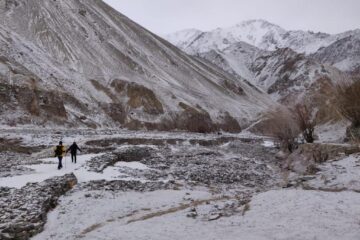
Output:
103,0,360,35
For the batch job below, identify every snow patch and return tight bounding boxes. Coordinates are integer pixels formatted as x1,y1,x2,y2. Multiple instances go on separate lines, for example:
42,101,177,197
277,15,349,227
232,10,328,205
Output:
0,154,151,188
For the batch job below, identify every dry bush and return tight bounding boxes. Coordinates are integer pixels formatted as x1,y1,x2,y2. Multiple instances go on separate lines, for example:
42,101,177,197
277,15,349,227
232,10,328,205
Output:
336,80,360,128
242,203,250,216
295,104,316,143
265,107,301,153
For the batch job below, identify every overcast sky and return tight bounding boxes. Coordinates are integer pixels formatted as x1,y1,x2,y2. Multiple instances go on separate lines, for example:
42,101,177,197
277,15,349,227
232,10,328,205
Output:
103,0,360,35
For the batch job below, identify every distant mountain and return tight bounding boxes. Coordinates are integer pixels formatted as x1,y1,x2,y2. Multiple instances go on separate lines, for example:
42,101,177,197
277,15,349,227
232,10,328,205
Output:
165,19,359,55
311,32,360,74
198,41,263,82
0,0,274,131
166,20,358,105
199,44,343,104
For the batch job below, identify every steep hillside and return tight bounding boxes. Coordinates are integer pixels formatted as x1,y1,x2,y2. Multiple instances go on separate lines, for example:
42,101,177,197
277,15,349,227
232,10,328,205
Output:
250,48,344,104
198,41,264,82
166,20,355,105
0,0,274,131
194,42,343,104
311,33,360,74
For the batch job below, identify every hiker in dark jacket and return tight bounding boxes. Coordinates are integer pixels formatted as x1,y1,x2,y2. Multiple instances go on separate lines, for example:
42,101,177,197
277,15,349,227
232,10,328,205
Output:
54,141,66,170
67,142,82,163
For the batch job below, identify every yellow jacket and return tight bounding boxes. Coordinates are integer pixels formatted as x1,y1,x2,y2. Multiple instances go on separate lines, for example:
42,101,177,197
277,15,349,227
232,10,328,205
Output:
54,145,66,157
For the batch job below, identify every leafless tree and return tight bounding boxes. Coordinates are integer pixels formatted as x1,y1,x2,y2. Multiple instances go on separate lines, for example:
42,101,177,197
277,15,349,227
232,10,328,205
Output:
336,80,360,128
336,79,360,142
295,104,315,143
265,107,301,153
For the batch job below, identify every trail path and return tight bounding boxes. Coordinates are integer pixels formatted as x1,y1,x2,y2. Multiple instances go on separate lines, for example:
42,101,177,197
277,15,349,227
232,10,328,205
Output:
0,154,148,188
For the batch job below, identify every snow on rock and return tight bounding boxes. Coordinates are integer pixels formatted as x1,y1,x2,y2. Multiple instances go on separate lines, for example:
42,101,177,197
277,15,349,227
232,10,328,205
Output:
262,140,275,148
86,146,154,173
0,173,77,240
115,161,149,170
315,120,350,143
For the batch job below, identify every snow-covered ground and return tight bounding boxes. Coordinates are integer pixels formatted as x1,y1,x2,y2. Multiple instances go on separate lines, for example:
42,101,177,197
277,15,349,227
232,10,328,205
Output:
306,154,360,192
315,121,350,143
31,153,360,240
32,188,360,240
1,129,360,240
0,153,149,188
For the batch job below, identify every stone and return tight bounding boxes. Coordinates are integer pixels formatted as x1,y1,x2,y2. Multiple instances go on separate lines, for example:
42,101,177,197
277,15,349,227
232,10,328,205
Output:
0,174,77,240
208,213,222,221
186,212,198,218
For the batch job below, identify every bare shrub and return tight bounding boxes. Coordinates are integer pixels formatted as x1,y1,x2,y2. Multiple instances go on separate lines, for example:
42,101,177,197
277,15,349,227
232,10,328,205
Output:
265,107,301,153
336,80,360,128
295,104,316,143
242,203,250,216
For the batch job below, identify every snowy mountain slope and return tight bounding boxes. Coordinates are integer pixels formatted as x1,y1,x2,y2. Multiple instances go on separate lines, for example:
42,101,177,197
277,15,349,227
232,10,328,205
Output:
196,42,344,104
249,48,345,104
311,32,360,74
166,20,286,55
198,41,264,82
0,0,274,131
166,20,356,105
165,19,359,55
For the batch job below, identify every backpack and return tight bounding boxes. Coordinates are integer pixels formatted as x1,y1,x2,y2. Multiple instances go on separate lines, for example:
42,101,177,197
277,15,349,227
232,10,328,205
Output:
54,146,63,157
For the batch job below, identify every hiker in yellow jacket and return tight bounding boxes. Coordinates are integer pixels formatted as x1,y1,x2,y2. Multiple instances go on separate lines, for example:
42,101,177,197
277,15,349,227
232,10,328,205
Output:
54,141,66,170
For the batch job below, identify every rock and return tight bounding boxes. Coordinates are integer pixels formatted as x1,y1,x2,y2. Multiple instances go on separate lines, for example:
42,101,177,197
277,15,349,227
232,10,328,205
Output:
208,213,222,221
300,176,316,182
87,146,154,173
189,207,197,212
80,179,174,192
186,212,198,218
275,150,290,160
0,174,77,240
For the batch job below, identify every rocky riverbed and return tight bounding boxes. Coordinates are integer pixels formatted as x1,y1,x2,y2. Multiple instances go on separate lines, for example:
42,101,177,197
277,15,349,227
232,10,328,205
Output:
0,129,281,239
1,128,359,240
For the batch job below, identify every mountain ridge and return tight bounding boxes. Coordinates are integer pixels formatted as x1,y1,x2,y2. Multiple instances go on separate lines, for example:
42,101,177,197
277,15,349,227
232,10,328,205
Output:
165,19,360,55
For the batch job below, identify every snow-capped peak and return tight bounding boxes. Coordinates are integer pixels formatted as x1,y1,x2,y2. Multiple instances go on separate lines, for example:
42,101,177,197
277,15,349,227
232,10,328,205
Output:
165,19,287,54
165,19,360,55
235,19,283,30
